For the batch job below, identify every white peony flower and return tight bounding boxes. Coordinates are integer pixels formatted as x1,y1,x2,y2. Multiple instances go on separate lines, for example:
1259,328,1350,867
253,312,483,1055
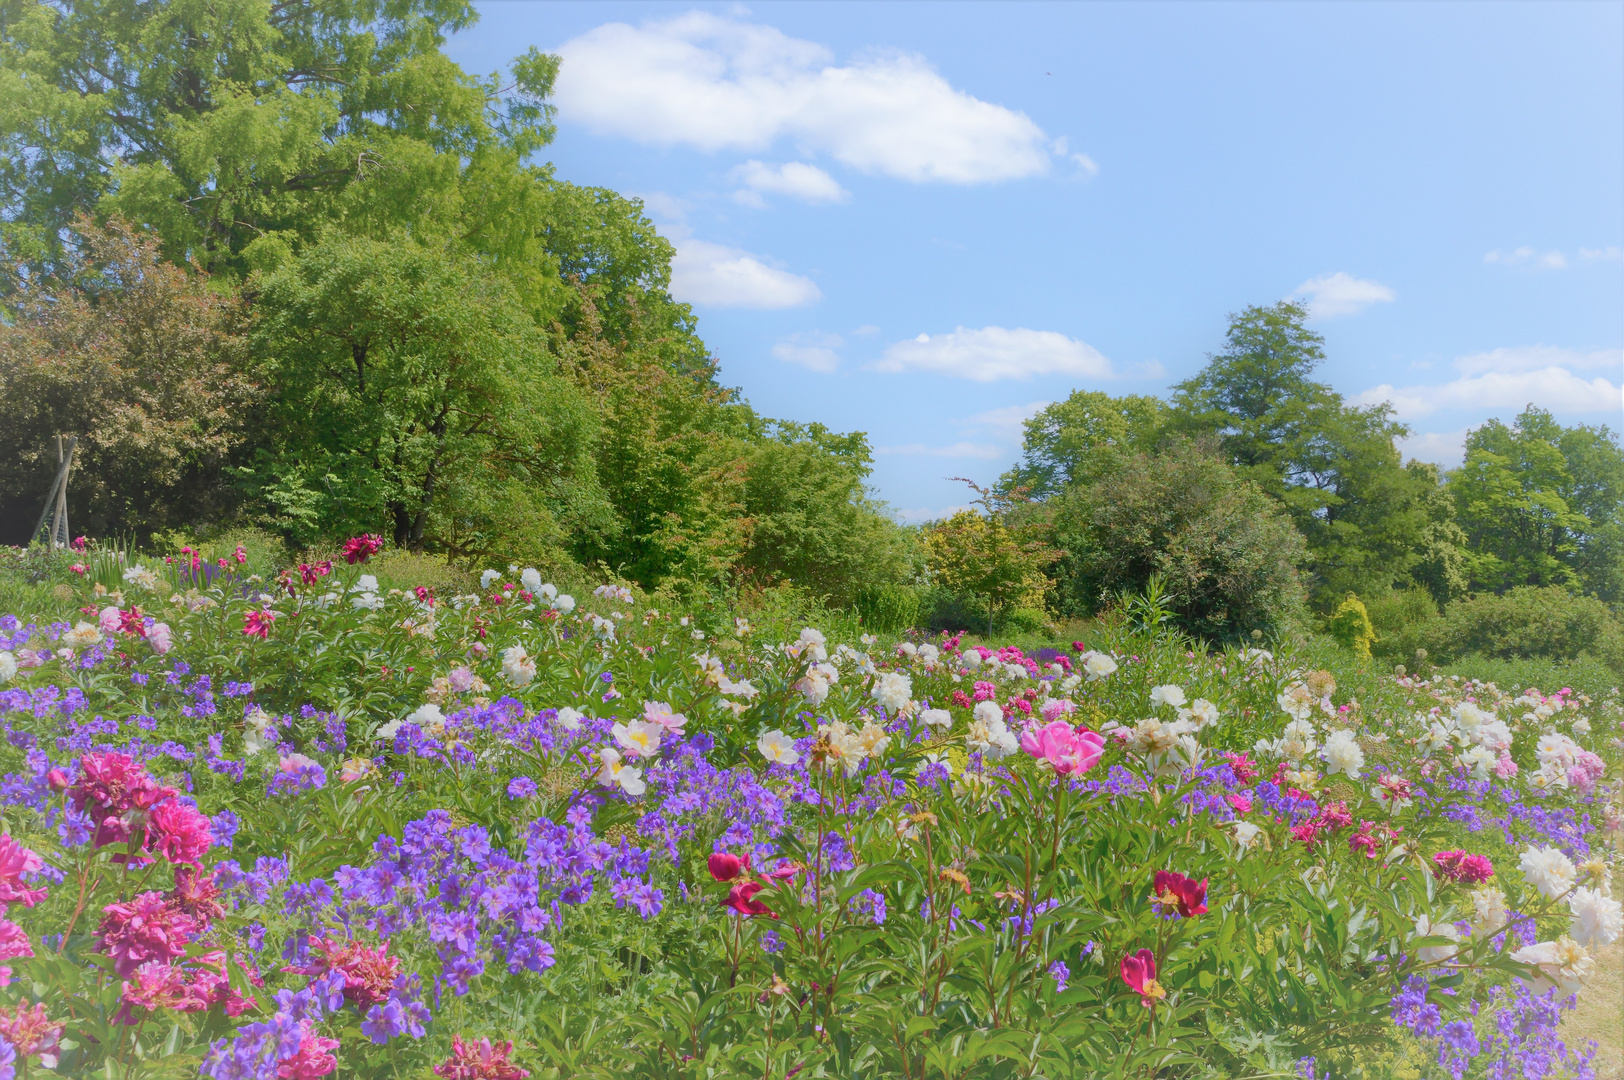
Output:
1413,915,1461,964
520,568,543,594
1278,719,1318,763
244,707,278,755
1186,699,1220,728
351,592,384,611
1231,820,1262,852
62,622,102,648
1510,937,1594,996
1519,845,1578,900
1321,729,1366,779
1470,886,1507,937
1082,651,1117,680
972,700,1004,726
597,748,645,795
967,713,1017,759
611,719,664,759
1457,744,1496,780
920,708,953,731
0,651,15,684
552,593,575,614
1277,683,1315,721
757,729,799,765
480,569,500,590
502,645,537,687
960,649,982,670
872,672,913,714
1568,887,1623,948
1149,684,1187,710
555,707,585,731
353,574,379,593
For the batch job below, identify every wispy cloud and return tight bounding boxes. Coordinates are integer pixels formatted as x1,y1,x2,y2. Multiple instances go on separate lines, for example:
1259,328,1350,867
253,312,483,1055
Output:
1579,246,1624,262
553,12,1066,184
771,331,845,373
1290,272,1396,319
1485,247,1569,269
1354,346,1623,420
1397,429,1470,470
668,234,820,309
731,160,850,206
956,401,1050,442
875,327,1113,382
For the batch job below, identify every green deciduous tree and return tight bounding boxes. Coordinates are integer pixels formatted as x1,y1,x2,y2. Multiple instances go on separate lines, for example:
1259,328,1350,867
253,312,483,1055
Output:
1171,301,1442,605
1051,439,1307,639
246,233,601,556
925,480,1056,634
1008,390,1166,498
1447,406,1624,600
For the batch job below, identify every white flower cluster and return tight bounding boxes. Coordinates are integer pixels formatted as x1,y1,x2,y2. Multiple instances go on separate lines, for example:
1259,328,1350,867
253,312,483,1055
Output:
967,700,1017,758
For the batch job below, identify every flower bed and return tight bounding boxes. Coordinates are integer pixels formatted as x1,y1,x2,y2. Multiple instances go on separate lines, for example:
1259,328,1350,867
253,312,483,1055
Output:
0,546,1618,1079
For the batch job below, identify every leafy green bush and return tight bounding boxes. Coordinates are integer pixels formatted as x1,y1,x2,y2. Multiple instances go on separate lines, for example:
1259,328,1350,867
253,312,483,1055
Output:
1051,439,1307,640
853,582,921,633
917,583,990,633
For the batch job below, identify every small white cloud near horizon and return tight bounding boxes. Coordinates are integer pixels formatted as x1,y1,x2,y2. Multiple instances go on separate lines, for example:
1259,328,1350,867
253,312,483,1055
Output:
1579,246,1624,262
1485,247,1569,270
731,161,850,206
553,12,1062,184
1354,345,1623,420
896,504,972,525
668,235,820,309
875,326,1114,382
875,442,1004,459
1290,272,1396,319
956,401,1050,442
1397,429,1470,470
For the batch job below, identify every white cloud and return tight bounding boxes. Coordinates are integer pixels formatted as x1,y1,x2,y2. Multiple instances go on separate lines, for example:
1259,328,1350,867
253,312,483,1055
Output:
896,504,971,524
1354,345,1623,420
1451,346,1620,377
1397,429,1469,470
553,12,1057,183
875,442,1004,459
1485,247,1568,269
1579,246,1623,262
1290,272,1396,319
956,401,1050,441
732,161,849,205
875,327,1114,382
669,237,820,308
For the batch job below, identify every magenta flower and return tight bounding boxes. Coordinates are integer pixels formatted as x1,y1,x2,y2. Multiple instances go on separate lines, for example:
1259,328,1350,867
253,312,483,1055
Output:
145,799,213,866
1018,720,1106,776
343,534,384,564
1432,850,1494,884
242,610,276,639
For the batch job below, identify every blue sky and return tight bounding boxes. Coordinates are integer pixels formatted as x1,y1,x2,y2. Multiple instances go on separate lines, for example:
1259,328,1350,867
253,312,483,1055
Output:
447,1,1624,521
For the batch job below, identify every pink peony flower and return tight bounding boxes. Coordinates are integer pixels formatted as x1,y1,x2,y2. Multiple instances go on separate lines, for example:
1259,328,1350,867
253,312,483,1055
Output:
1119,948,1165,1006
166,866,225,927
434,1036,530,1080
145,799,213,866
242,610,276,639
68,752,178,851
0,920,33,960
1018,720,1106,776
0,1001,64,1067
148,622,173,654
96,891,196,977
1040,699,1074,722
342,534,384,564
1568,751,1606,794
1432,850,1495,884
98,605,122,634
641,701,687,735
0,836,47,909
286,936,400,1009
278,1021,341,1079
1493,754,1518,779
1152,871,1208,917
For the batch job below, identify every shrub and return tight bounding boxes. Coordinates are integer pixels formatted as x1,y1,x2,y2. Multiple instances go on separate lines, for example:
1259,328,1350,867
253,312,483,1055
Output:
1326,595,1377,659
853,582,921,634
1051,438,1307,640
